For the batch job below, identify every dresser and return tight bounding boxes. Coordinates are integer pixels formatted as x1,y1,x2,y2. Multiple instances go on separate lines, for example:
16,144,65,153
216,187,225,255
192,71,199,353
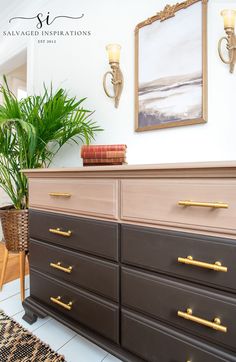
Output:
23,162,236,362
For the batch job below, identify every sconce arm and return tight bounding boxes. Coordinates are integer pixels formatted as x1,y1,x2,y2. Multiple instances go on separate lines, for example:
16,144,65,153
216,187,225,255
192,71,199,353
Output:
103,64,123,108
112,79,123,85
228,44,236,50
103,71,116,99
218,36,234,64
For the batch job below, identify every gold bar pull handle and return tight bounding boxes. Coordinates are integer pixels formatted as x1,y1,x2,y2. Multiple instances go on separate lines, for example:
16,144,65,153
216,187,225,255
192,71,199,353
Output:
49,192,71,197
50,262,73,274
178,256,228,272
178,200,228,209
178,308,227,333
50,296,73,311
49,228,72,237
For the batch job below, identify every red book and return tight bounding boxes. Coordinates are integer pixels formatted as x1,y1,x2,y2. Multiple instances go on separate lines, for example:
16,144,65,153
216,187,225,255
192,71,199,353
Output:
83,162,124,166
81,150,126,159
81,144,127,153
83,157,125,164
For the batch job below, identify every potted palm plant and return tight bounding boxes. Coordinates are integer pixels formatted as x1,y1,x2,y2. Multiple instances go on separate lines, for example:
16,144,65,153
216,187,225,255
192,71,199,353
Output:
0,76,102,297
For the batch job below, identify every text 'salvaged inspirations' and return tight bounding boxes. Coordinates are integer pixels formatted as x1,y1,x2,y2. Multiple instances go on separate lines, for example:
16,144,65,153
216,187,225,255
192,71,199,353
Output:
3,12,91,41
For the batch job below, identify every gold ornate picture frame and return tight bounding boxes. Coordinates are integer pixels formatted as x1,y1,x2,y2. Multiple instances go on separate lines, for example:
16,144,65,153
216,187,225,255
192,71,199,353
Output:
135,0,208,132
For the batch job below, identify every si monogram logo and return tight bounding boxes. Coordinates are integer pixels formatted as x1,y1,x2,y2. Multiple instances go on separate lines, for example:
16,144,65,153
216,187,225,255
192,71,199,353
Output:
9,12,84,29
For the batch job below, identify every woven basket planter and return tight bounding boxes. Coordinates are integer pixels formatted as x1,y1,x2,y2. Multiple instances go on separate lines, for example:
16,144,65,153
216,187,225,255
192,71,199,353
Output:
0,209,29,252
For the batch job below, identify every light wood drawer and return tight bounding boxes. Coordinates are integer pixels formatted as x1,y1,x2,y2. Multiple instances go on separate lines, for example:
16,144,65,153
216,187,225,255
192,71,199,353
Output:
29,178,118,219
121,179,236,236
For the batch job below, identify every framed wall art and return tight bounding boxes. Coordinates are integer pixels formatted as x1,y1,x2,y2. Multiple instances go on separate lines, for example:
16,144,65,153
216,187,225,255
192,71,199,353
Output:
135,0,208,132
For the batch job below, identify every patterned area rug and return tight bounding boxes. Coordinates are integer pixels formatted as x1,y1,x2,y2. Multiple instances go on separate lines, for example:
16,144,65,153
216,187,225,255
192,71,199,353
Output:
0,310,65,361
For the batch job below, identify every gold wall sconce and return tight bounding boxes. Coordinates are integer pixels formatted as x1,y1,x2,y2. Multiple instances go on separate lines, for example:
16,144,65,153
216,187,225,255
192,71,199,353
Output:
103,44,123,108
218,9,236,73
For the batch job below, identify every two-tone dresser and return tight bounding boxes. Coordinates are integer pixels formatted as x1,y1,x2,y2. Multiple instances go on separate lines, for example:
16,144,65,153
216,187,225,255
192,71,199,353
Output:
23,162,236,361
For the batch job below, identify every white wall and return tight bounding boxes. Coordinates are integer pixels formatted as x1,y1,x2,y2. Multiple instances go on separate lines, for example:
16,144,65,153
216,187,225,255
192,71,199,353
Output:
0,0,236,166
5,64,27,96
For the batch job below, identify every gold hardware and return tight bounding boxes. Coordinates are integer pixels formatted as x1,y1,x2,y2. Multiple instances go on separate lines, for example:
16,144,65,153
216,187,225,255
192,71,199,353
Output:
49,228,72,237
218,9,236,73
178,200,228,209
178,308,227,333
50,262,73,274
49,192,71,197
103,44,123,108
214,318,222,325
50,296,73,311
178,256,228,272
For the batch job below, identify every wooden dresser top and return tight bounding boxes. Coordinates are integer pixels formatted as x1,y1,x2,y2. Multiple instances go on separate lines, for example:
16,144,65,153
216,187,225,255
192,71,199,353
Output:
23,161,236,178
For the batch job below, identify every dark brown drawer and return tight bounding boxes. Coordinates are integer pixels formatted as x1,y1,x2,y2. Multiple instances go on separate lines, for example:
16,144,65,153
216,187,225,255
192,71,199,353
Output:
30,270,119,343
121,224,236,293
30,240,119,302
122,309,236,362
30,210,119,261
122,267,236,351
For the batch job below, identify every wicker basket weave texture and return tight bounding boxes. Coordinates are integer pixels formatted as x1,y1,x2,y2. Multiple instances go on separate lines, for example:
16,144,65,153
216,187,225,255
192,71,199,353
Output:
0,209,29,252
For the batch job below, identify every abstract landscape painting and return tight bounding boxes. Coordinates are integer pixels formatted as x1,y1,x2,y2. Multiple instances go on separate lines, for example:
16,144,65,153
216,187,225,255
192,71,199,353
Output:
135,0,207,131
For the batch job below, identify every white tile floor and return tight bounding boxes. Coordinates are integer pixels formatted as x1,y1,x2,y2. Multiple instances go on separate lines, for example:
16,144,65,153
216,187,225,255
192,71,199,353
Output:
0,277,122,362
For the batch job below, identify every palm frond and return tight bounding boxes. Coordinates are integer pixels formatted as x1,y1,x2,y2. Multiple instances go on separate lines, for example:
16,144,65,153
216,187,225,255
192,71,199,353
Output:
0,77,103,209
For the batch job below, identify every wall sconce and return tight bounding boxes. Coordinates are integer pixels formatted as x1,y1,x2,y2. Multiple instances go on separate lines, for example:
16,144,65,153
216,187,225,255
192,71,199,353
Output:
218,9,236,73
103,44,123,108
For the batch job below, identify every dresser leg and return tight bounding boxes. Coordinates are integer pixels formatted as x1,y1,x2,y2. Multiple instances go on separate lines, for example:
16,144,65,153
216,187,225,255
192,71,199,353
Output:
22,307,38,325
22,298,48,325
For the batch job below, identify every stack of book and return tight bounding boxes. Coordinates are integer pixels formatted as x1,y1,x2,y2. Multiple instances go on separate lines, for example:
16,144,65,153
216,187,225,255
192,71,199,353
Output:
81,144,127,166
